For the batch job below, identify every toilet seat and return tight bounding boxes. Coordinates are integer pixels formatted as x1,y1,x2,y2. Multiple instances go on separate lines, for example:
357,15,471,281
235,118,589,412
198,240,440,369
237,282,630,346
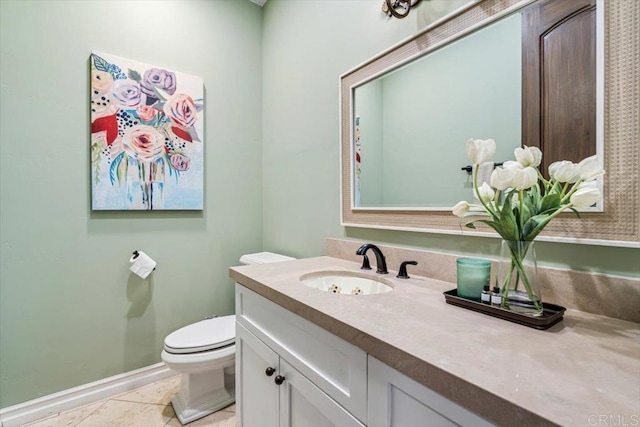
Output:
164,315,235,354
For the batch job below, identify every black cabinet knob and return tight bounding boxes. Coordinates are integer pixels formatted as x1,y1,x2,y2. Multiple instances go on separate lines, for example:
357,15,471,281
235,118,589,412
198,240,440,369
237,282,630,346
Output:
265,367,276,377
274,375,285,385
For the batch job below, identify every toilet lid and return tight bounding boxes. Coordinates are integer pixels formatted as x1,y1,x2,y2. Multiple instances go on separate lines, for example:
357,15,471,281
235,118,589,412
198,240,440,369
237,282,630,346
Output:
164,315,235,354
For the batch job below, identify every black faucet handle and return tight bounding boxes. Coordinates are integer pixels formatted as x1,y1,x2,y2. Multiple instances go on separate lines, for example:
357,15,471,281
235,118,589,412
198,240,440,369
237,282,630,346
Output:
360,254,372,270
397,261,418,279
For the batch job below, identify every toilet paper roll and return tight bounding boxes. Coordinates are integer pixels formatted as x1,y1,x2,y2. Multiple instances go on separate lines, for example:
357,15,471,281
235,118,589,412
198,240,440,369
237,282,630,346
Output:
129,251,156,279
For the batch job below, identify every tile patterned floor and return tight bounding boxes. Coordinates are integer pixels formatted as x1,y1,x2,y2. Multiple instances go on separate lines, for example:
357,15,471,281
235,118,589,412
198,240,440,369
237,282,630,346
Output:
23,375,236,427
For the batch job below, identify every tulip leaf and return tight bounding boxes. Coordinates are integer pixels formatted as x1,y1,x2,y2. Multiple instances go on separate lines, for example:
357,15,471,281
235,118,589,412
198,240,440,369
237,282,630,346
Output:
474,219,503,236
524,214,552,240
540,193,561,213
520,204,532,235
498,214,518,241
569,207,581,218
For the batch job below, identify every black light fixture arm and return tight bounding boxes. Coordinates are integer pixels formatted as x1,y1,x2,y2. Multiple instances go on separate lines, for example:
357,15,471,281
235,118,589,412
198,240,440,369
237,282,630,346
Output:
384,0,421,19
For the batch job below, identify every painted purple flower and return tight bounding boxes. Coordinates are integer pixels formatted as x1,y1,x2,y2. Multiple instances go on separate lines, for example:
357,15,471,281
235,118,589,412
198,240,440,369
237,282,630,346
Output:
140,68,177,100
170,153,190,171
112,79,142,108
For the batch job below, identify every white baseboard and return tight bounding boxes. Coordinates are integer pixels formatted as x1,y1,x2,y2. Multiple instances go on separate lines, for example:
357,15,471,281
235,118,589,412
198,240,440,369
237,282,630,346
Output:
0,362,176,427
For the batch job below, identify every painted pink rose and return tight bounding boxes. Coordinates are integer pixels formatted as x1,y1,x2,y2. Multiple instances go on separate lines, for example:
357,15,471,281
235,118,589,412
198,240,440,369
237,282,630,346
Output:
136,105,156,122
140,68,176,99
169,153,190,171
163,94,197,128
122,125,164,163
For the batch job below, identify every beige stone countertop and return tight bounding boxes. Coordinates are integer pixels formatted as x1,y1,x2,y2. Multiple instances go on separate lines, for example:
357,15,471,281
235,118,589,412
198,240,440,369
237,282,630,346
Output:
229,256,640,427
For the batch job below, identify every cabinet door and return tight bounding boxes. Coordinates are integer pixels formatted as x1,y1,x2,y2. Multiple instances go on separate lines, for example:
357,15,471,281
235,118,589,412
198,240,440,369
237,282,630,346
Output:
236,323,280,427
236,284,367,421
279,359,364,427
522,0,597,176
368,357,494,427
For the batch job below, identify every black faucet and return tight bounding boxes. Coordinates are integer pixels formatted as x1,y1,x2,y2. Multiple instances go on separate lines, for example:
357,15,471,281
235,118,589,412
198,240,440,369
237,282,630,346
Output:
356,243,388,274
396,261,418,279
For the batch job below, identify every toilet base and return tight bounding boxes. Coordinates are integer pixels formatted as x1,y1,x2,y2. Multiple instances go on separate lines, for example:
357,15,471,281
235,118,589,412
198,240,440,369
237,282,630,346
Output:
171,365,236,425
172,394,235,425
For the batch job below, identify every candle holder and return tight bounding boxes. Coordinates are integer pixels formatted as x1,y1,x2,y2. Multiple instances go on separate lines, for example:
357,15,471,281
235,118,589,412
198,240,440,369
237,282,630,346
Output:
456,258,491,301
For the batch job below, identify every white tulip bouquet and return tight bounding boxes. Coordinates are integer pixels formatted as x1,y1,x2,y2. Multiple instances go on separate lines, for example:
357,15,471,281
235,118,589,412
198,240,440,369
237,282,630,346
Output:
453,138,604,241
453,138,605,315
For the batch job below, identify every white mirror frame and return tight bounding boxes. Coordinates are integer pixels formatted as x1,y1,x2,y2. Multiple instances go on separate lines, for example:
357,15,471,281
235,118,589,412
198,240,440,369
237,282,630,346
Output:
340,0,639,248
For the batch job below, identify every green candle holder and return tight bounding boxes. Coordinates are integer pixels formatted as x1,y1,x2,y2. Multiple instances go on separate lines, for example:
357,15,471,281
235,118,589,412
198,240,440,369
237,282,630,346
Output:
456,258,491,301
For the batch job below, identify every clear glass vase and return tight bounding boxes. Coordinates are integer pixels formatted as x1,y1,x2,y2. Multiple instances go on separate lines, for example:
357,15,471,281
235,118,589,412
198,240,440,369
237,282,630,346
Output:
496,240,543,317
126,160,165,210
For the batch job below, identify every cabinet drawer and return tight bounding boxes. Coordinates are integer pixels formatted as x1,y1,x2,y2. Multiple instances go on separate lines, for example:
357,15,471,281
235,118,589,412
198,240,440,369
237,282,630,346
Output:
235,284,367,423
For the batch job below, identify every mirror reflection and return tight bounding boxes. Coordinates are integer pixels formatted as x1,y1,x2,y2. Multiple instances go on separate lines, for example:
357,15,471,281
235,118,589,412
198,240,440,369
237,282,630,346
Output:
352,0,599,209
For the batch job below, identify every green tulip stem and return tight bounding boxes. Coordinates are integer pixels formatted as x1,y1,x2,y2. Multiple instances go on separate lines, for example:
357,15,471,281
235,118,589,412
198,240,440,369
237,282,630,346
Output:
473,166,499,221
537,170,551,189
503,242,542,313
561,179,585,204
519,190,525,233
500,262,515,308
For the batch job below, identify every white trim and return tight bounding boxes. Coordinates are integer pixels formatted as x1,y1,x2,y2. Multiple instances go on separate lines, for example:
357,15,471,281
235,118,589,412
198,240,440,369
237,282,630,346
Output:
340,221,640,249
346,0,535,90
339,75,346,226
595,0,606,211
0,363,175,427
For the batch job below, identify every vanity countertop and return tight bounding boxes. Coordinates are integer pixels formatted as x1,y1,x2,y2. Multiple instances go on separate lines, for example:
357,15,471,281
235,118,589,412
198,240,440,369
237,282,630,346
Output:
229,256,640,427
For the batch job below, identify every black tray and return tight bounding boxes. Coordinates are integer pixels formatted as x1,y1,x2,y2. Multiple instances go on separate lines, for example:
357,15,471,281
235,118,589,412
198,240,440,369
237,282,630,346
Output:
443,289,565,330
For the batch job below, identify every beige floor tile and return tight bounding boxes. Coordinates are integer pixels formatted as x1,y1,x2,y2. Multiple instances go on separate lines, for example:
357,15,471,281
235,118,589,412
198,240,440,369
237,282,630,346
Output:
75,400,174,427
220,403,235,413
112,375,181,405
23,399,107,427
166,410,236,427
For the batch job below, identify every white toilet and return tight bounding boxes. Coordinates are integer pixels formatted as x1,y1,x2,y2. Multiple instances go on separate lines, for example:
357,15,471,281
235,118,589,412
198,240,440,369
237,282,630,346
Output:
161,252,294,425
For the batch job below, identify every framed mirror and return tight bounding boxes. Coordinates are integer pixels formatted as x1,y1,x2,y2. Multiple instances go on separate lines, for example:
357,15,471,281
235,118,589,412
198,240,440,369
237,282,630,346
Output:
340,0,639,247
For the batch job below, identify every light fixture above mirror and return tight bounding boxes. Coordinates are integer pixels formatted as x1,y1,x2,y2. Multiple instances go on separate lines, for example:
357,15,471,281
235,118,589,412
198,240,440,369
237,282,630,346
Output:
382,0,422,19
340,0,639,247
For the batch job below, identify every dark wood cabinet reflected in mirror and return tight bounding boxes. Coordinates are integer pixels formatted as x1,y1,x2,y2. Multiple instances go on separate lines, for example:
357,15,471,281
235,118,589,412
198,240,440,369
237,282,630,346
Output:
523,0,597,176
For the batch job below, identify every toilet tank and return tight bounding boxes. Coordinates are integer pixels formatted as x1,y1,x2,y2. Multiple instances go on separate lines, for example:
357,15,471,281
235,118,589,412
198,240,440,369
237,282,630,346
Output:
239,252,295,265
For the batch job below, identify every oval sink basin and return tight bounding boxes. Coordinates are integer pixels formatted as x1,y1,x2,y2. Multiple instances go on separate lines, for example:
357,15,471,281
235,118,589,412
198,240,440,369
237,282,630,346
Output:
299,271,393,295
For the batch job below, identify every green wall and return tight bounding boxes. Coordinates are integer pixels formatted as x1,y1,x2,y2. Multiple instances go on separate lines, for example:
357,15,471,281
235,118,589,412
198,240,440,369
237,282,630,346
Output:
1,0,638,413
0,0,263,408
380,13,521,207
261,0,640,275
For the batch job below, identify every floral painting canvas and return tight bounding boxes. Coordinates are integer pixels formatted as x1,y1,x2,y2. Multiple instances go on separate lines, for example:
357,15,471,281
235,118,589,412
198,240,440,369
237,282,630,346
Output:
90,51,204,210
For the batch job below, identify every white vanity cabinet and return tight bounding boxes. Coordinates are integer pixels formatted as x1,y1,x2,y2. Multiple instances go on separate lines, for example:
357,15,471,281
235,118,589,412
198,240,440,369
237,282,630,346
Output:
235,285,367,427
237,323,363,427
368,356,493,427
235,284,492,427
